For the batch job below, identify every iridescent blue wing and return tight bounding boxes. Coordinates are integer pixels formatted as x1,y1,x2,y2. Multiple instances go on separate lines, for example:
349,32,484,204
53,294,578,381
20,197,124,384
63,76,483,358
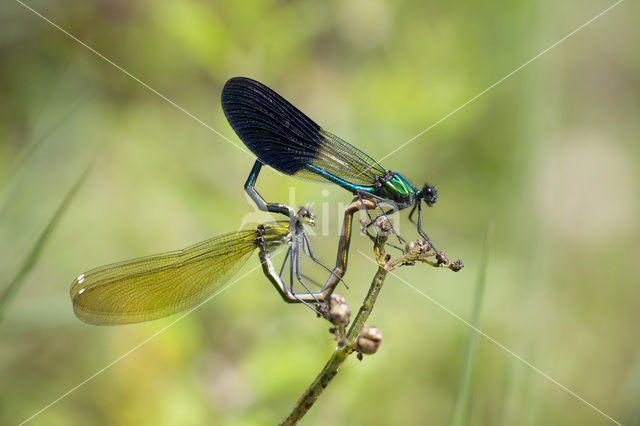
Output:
221,77,387,186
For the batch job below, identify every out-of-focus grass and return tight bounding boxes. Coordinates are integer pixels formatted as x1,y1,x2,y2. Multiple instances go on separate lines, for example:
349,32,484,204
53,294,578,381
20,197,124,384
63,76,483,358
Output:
0,164,91,323
450,223,492,426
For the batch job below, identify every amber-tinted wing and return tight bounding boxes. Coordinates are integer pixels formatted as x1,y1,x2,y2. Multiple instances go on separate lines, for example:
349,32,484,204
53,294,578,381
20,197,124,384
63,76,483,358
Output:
70,231,258,325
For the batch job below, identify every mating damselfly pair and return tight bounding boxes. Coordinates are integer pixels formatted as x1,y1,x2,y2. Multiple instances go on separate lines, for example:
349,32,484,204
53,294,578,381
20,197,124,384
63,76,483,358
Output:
71,77,455,325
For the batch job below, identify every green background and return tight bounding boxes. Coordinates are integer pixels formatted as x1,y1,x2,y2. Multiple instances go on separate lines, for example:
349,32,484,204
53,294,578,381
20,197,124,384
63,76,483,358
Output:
1,0,638,425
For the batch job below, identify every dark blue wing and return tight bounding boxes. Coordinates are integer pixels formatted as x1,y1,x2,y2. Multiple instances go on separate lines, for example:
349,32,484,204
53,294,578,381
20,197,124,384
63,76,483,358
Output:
221,77,387,186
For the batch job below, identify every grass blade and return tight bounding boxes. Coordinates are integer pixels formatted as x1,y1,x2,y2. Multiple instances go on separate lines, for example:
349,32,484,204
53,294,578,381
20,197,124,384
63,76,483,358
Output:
0,164,93,324
449,222,494,426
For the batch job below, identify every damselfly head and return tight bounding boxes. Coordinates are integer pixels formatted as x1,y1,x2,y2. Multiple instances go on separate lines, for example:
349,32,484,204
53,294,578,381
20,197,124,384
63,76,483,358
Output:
296,207,316,227
420,184,438,207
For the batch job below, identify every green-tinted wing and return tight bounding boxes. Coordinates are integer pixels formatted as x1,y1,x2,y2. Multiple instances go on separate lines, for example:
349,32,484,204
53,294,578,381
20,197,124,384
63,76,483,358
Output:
71,231,258,325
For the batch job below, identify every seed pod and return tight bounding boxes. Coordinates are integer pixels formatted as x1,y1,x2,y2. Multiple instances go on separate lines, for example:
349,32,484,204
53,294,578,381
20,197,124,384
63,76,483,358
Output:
357,325,383,355
328,294,351,326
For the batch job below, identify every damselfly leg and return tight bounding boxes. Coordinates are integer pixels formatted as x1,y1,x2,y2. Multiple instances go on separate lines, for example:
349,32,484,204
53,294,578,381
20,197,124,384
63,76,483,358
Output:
258,198,377,308
245,160,297,220
408,202,438,253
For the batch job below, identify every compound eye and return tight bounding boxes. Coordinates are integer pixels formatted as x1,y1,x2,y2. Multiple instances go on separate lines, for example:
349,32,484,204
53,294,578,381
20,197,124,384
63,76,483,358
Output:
421,184,438,205
297,207,316,226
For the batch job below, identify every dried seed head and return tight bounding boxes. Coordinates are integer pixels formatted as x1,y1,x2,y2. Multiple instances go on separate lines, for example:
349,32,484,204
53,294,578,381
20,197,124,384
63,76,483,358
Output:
450,259,464,272
357,325,383,355
405,239,431,256
373,215,393,235
405,240,416,252
360,217,372,229
329,294,347,307
328,294,351,326
316,302,330,319
330,304,351,326
436,251,450,266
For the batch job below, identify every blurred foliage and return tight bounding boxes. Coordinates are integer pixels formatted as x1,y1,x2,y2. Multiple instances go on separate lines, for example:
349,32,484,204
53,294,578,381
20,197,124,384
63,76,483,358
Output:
1,0,639,425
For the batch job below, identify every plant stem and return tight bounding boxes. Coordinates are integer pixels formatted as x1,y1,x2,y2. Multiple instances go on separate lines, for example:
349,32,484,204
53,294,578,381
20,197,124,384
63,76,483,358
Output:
280,264,389,425
346,264,388,341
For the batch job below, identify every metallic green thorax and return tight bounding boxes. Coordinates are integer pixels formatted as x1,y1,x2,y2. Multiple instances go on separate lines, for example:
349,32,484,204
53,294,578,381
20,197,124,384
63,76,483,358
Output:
256,222,292,252
376,172,416,203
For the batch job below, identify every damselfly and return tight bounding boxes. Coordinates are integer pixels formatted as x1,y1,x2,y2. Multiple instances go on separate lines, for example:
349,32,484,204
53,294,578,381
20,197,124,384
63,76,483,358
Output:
70,201,374,325
221,77,439,250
